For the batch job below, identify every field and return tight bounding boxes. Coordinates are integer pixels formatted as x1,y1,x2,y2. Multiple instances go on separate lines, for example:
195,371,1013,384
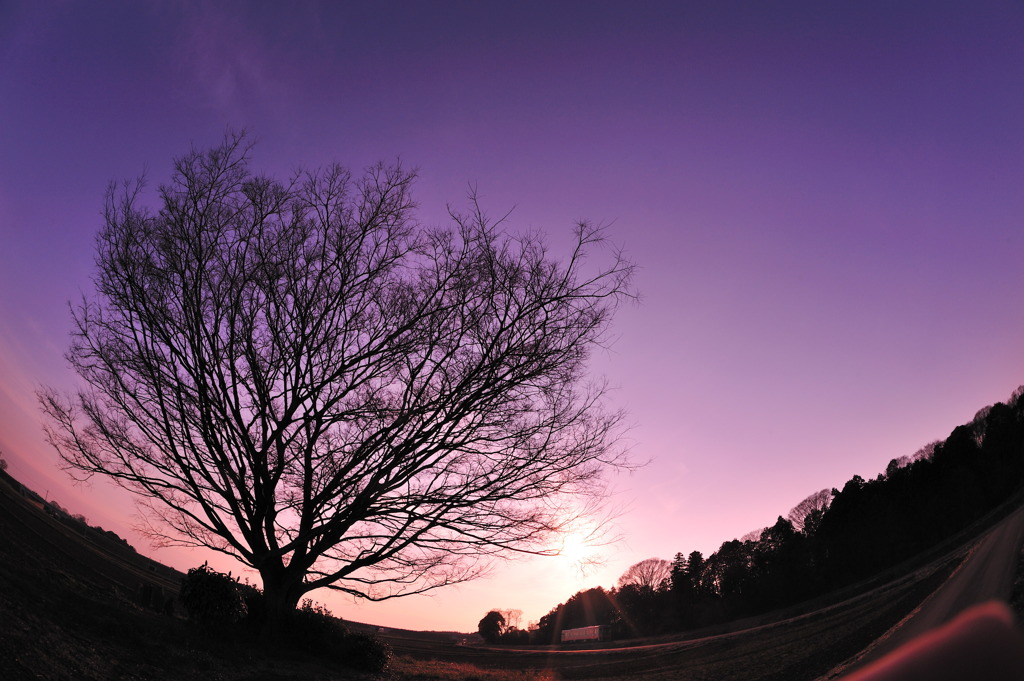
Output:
0,469,1011,681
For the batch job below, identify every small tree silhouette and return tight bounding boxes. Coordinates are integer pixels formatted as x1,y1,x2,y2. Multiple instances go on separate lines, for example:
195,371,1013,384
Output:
478,610,505,643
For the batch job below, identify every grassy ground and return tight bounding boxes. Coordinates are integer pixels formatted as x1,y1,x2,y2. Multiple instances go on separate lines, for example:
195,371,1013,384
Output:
389,658,555,681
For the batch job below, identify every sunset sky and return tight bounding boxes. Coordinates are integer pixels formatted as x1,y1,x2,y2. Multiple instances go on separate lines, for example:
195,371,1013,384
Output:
3,1,1024,632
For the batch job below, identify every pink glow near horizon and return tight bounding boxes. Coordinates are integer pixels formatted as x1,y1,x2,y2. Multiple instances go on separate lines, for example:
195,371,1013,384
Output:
2,2,1024,632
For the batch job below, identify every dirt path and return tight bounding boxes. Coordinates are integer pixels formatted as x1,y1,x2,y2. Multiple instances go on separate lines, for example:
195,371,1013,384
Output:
829,504,1024,675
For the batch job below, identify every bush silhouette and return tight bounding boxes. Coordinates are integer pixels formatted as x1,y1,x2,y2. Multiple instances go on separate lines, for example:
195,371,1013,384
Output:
179,562,247,627
278,599,391,673
336,629,392,674
179,563,390,672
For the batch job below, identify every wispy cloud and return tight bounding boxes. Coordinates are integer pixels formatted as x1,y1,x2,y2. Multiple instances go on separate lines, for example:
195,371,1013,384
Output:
170,4,287,121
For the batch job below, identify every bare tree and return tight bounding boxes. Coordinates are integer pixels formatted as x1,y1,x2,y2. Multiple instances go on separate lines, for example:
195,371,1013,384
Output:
912,440,941,463
740,527,766,544
786,489,833,535
971,405,994,447
617,557,672,592
39,134,635,633
500,608,523,631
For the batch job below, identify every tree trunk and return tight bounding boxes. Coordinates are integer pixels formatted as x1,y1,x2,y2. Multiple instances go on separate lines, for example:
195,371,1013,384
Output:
259,567,305,644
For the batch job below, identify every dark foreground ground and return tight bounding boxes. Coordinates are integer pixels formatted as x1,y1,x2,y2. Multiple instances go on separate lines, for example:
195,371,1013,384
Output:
1,469,1022,681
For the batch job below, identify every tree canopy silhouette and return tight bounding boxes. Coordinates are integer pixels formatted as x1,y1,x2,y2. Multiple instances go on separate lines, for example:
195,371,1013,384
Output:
617,557,671,592
39,134,634,633
477,610,505,644
786,488,832,536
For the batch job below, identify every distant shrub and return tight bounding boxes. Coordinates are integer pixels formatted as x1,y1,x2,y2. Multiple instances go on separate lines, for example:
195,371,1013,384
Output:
179,562,247,627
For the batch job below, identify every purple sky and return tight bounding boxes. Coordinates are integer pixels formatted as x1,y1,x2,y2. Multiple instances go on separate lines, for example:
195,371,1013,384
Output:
3,1,1024,632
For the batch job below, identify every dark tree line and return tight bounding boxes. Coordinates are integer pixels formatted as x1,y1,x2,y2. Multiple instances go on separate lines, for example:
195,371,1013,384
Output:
521,386,1024,643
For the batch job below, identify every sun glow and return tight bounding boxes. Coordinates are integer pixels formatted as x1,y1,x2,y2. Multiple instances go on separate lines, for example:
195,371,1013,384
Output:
558,530,590,564
554,521,605,578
